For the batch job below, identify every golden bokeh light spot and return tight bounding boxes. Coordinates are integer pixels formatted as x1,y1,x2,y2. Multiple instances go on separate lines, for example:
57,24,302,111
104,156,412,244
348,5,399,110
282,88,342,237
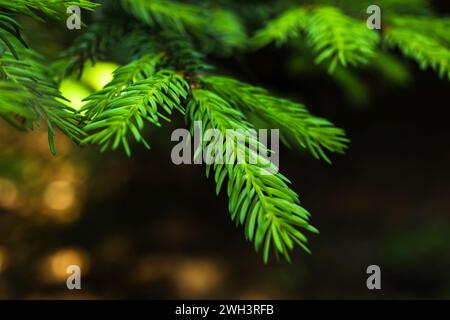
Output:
174,259,224,298
44,180,75,211
43,248,89,282
0,177,19,209
41,180,80,223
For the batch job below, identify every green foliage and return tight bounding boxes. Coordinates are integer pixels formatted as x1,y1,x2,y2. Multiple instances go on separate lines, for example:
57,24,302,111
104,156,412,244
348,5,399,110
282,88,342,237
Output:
160,31,211,73
81,53,164,119
208,9,247,54
253,0,450,77
306,7,379,71
0,0,98,19
82,69,189,156
385,28,450,80
385,16,450,79
203,76,348,162
188,89,318,263
0,0,449,262
0,0,98,57
253,6,380,71
120,0,246,54
0,81,33,127
58,22,125,78
0,12,27,58
120,0,206,32
327,0,431,15
0,47,84,154
253,8,308,47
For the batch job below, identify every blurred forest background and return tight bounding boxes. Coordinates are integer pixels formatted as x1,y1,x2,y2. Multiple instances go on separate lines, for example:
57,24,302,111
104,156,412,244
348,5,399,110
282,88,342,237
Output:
0,1,450,299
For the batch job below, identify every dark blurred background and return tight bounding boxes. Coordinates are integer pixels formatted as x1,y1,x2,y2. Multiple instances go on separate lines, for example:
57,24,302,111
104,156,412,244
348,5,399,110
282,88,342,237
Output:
0,1,449,299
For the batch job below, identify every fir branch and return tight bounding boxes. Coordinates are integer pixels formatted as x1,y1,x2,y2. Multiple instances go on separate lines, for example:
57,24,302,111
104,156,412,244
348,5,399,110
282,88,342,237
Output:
120,0,206,32
119,28,160,60
315,0,431,16
0,12,27,58
82,69,189,156
3,0,449,263
252,7,308,48
160,31,212,73
0,48,85,153
253,6,379,72
0,81,33,130
0,0,98,21
385,28,450,80
121,0,247,56
188,89,318,263
305,6,379,72
81,52,164,119
388,16,450,46
57,22,124,78
203,76,348,163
